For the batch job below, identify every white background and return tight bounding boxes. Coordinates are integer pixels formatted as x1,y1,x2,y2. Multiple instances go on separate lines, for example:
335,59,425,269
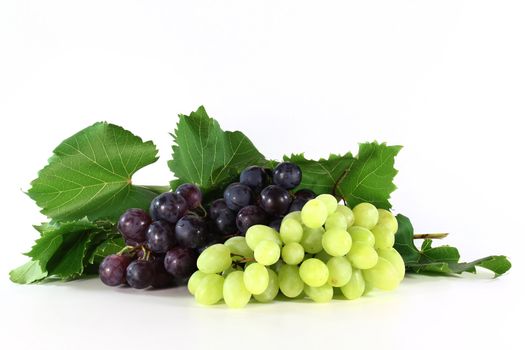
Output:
0,1,524,349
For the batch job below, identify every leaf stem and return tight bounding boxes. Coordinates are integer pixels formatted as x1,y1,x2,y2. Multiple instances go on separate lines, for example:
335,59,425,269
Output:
413,233,449,239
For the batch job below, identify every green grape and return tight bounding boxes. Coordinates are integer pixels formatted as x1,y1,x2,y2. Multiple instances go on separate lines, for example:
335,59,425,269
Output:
221,265,238,276
316,194,338,214
304,283,333,303
377,209,398,233
314,249,332,263
223,271,252,308
324,212,347,230
225,236,254,258
327,256,352,287
280,218,303,243
243,263,270,294
283,211,302,223
372,225,395,249
377,248,405,280
300,226,324,254
322,228,352,257
197,244,232,274
246,225,282,250
299,258,329,287
340,269,365,300
188,270,208,295
336,205,355,227
195,274,224,305
352,203,379,229
362,282,374,296
301,199,328,228
281,242,305,265
347,242,378,269
254,240,281,265
348,226,375,246
362,257,400,291
278,264,304,298
254,269,279,303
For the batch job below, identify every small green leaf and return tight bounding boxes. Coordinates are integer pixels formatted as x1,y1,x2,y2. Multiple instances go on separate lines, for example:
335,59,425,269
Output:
88,235,125,265
9,260,47,284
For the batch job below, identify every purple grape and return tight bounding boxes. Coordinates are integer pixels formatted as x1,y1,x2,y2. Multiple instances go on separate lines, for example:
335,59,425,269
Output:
273,162,302,190
215,210,237,235
209,199,229,219
126,260,154,289
294,189,316,201
117,208,151,244
289,198,308,212
268,218,283,232
150,254,175,289
240,166,269,192
175,215,209,249
99,254,131,287
146,221,176,254
150,192,188,223
260,185,292,217
236,205,268,234
175,183,203,210
223,183,253,211
164,247,197,279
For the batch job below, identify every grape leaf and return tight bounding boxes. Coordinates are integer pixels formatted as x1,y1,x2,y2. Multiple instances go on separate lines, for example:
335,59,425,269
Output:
168,106,267,197
28,122,160,221
9,261,47,284
88,234,125,265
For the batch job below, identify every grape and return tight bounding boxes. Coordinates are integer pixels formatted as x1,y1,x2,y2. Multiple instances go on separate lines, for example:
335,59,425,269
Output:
281,242,305,265
283,211,302,222
304,283,333,303
335,205,355,227
268,218,282,232
324,212,347,230
322,228,352,257
236,205,268,234
260,185,292,217
150,192,188,223
117,208,151,244
195,274,224,305
174,183,202,210
223,271,252,308
151,254,175,289
224,236,253,258
187,270,208,295
197,244,232,274
243,263,270,294
175,215,209,249
299,258,329,287
224,183,253,211
254,240,280,265
326,256,353,287
352,203,379,229
214,210,237,235
240,166,269,192
164,247,197,278
126,260,154,289
301,199,328,228
340,269,366,300
300,226,324,254
348,226,375,246
362,257,400,291
372,225,395,249
288,198,308,212
209,199,229,219
279,218,303,243
245,225,281,250
377,248,405,280
278,264,304,298
146,221,176,254
316,194,338,214
347,242,379,269
254,269,279,303
99,254,131,286
294,189,316,201
272,162,302,189
377,209,398,234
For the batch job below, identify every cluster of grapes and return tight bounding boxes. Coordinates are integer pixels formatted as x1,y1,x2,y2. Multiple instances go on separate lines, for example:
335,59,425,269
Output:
189,196,405,307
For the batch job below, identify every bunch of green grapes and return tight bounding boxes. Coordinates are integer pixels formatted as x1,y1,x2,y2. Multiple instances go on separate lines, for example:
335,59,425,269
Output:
188,194,404,308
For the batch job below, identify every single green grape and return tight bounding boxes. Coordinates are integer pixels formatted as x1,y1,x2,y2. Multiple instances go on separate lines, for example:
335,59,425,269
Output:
300,226,324,254
352,203,379,229
371,225,395,249
281,242,305,265
197,244,232,274
322,228,352,257
195,274,224,305
254,269,279,303
243,262,270,294
280,218,303,244
324,212,348,230
223,271,252,308
336,205,355,227
254,240,281,265
224,236,254,258
245,225,282,250
301,199,328,228
278,264,304,298
362,257,400,291
326,256,353,287
304,283,334,303
347,242,378,269
377,248,405,281
299,258,329,287
314,249,332,263
188,270,208,295
348,226,375,246
316,194,338,214
283,211,302,223
340,269,365,300
377,209,398,233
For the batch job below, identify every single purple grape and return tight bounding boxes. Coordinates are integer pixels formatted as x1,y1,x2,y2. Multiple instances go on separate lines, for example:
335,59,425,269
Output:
164,247,197,279
215,210,238,235
99,254,132,287
117,208,151,244
146,221,176,254
236,205,268,234
126,260,154,289
209,199,229,220
175,215,209,249
289,198,308,212
150,192,188,223
273,162,302,190
175,183,203,210
260,185,292,217
240,166,269,192
223,183,253,211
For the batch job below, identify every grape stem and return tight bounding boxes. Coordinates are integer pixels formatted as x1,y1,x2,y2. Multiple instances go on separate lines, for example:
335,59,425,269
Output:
413,233,449,239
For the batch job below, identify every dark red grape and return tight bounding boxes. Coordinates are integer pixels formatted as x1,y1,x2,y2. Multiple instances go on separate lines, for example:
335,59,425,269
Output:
146,221,176,253
175,215,209,249
273,162,302,190
236,205,268,234
268,218,283,232
164,247,197,279
294,188,316,201
240,166,269,192
117,208,151,244
175,183,203,210
289,198,308,212
223,183,253,211
126,260,154,289
260,185,292,217
215,210,237,235
99,254,131,287
209,199,229,219
149,192,188,223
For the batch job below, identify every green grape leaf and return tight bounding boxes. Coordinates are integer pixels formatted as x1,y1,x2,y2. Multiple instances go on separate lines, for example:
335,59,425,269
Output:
9,261,47,284
88,234,125,265
168,106,267,198
28,122,159,221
